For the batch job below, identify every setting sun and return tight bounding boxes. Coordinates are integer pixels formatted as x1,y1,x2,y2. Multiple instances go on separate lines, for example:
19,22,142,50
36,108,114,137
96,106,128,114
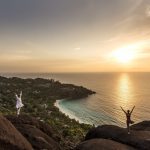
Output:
111,43,142,64
113,49,135,64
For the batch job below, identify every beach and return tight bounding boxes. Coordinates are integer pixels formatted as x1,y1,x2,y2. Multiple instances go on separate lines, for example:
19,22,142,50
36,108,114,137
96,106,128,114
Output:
54,99,86,124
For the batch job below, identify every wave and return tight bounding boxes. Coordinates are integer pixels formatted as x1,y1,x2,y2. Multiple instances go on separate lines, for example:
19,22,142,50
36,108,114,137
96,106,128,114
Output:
54,99,91,125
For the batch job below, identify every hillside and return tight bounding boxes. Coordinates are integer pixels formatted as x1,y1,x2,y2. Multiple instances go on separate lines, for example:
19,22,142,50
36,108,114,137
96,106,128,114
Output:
0,76,95,149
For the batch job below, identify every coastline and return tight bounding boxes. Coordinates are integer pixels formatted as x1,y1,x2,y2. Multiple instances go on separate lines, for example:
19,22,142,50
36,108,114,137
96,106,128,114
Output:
54,99,89,125
0,75,94,149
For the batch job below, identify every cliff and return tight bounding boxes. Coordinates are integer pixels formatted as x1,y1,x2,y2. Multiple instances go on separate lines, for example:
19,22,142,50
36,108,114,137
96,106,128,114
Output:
75,121,150,150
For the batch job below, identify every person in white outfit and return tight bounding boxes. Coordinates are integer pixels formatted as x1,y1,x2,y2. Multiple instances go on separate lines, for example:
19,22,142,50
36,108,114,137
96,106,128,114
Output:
15,91,24,116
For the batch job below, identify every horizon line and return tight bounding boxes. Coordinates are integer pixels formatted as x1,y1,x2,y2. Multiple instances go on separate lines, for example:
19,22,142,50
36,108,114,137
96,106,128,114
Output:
1,71,150,74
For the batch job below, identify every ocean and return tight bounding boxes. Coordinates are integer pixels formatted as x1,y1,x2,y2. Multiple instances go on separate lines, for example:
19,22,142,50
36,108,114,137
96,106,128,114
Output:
1,72,150,127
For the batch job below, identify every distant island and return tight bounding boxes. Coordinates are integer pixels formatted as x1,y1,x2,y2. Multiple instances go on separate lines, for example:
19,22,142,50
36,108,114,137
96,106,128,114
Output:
0,76,95,149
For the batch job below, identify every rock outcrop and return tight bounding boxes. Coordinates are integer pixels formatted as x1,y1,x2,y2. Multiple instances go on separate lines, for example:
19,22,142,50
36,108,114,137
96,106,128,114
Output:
75,122,150,150
6,115,61,150
1,114,150,150
0,115,33,150
75,139,136,150
130,121,150,131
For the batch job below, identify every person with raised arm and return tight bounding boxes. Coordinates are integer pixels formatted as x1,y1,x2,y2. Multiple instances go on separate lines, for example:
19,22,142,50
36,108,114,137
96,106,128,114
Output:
15,91,24,116
120,106,135,134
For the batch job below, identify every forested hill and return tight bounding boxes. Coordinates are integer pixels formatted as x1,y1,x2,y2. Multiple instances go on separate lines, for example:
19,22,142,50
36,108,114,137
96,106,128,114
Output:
0,76,95,149
0,76,95,114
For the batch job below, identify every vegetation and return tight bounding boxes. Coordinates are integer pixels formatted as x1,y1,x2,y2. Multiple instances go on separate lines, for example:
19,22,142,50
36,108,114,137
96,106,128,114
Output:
0,76,95,149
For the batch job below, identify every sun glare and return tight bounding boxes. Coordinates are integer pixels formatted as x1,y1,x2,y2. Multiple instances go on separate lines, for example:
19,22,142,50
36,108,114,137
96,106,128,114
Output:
114,49,135,64
112,44,140,64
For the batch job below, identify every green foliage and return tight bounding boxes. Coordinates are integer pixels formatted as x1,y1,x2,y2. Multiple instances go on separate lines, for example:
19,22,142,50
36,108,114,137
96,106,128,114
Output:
0,76,94,149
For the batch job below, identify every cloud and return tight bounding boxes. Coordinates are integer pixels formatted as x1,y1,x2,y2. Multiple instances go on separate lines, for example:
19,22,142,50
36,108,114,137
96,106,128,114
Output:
74,47,81,50
16,50,32,54
146,5,150,17
0,54,31,61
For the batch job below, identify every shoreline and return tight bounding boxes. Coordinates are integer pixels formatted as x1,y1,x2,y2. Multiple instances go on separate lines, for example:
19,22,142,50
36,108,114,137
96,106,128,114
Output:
54,99,90,125
0,75,95,149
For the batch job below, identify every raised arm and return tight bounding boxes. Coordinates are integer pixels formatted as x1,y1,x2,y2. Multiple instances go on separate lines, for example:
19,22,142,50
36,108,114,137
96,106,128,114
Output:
130,106,135,114
20,91,22,98
120,106,126,114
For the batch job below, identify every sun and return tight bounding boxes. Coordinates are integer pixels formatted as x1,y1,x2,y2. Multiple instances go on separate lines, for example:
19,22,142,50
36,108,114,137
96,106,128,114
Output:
114,49,135,64
112,45,138,64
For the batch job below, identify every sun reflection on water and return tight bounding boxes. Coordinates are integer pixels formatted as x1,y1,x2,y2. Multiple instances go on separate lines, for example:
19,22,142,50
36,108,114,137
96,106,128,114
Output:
114,73,135,125
117,73,135,108
119,74,131,101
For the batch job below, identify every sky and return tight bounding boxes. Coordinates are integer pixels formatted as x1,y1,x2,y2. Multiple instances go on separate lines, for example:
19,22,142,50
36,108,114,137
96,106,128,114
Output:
0,0,150,73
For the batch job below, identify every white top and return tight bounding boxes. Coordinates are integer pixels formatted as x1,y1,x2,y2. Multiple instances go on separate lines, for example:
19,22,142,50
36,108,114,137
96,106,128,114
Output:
16,91,24,109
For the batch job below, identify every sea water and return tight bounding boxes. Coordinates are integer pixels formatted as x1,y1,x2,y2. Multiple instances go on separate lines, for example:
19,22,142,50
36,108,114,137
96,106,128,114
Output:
2,72,150,126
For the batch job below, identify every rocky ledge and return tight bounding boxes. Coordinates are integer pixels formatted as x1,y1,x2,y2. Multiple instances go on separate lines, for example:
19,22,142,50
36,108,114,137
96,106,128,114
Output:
6,115,61,150
0,114,149,150
0,115,32,150
75,121,150,150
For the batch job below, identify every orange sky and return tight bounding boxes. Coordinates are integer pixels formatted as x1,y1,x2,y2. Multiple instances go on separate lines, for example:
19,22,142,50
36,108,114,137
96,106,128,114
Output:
0,0,150,72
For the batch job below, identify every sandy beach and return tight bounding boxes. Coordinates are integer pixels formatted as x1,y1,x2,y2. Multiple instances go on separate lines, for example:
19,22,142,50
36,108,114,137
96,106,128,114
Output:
54,99,87,124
